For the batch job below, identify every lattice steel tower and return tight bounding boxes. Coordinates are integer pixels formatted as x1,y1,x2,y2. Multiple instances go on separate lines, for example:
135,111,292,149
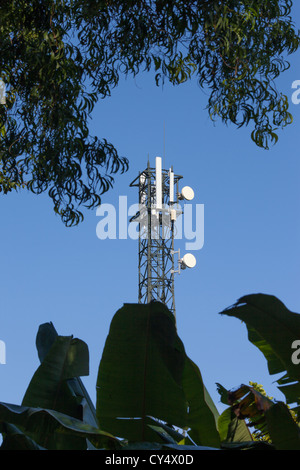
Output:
130,157,196,319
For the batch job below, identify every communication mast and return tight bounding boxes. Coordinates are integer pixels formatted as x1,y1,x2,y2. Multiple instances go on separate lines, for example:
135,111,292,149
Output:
130,156,196,319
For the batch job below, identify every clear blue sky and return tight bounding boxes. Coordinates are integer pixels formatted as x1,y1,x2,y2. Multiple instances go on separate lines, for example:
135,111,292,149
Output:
1,4,300,420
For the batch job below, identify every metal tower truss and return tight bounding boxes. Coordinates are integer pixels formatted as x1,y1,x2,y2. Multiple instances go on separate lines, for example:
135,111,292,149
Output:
130,157,196,318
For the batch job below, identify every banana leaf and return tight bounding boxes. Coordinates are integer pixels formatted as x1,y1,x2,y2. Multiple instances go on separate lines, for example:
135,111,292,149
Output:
220,294,300,406
96,301,220,447
265,402,300,450
0,402,119,450
218,407,253,444
20,330,94,449
35,322,98,428
0,423,46,450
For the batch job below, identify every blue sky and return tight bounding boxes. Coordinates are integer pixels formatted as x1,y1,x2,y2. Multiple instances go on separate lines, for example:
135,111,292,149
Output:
1,4,300,422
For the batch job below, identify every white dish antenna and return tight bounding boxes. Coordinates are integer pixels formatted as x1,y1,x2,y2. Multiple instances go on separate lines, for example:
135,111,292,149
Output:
178,186,194,201
180,253,197,269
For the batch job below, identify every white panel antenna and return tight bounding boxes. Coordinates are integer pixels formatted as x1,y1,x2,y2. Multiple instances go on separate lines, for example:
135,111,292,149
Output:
139,173,146,205
155,156,162,210
169,168,174,203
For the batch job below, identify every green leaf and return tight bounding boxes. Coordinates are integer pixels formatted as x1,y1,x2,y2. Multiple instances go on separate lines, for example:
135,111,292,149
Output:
0,402,119,450
182,357,220,447
35,322,58,362
148,425,178,444
0,423,46,450
121,441,163,450
35,322,98,429
162,443,219,450
218,407,252,443
147,417,189,444
96,302,187,442
22,334,89,411
220,294,300,405
96,302,220,447
21,331,90,449
121,441,219,450
265,402,300,450
221,441,274,450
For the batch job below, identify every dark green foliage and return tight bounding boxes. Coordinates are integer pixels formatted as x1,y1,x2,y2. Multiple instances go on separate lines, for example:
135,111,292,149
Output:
220,294,300,411
0,1,299,224
1,297,300,449
96,302,220,447
219,293,300,448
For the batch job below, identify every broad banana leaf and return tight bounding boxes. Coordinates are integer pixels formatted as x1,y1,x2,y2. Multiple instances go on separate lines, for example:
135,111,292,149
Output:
22,334,89,412
0,423,46,450
96,301,220,447
35,322,98,428
182,356,220,446
265,402,300,450
121,441,218,450
21,332,92,449
147,417,194,444
36,322,58,363
0,402,119,450
217,407,253,444
220,294,300,406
